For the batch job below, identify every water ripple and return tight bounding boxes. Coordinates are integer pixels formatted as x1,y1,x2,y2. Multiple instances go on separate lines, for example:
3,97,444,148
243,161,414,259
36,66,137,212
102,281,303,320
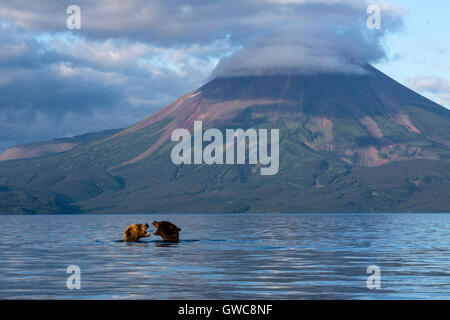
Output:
0,213,449,299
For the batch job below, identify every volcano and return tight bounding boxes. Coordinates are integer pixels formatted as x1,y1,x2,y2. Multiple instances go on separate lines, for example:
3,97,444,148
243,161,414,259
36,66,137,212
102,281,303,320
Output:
1,65,449,214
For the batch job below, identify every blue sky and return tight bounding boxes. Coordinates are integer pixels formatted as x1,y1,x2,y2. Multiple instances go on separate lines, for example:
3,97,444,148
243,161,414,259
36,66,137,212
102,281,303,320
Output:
375,0,450,107
0,0,448,151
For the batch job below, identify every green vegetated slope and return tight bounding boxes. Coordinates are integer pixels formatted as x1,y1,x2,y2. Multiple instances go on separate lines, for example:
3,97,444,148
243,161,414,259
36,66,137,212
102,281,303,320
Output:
0,65,449,213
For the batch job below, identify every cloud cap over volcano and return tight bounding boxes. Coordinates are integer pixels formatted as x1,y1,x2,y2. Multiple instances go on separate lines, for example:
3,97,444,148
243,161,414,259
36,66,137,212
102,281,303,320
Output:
212,0,405,77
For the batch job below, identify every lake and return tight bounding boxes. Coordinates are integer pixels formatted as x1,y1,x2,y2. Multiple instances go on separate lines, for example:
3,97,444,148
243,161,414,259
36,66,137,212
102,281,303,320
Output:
0,213,449,299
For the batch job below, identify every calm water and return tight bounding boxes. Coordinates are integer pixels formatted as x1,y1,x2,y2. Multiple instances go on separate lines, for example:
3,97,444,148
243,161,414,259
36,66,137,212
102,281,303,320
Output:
0,213,449,299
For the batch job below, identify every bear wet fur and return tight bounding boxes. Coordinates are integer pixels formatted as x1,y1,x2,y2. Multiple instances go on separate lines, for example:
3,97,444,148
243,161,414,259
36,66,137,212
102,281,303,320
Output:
123,223,150,242
152,221,181,242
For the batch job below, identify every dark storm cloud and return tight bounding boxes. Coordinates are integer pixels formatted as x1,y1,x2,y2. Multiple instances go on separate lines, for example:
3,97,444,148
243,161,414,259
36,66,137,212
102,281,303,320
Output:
0,0,405,151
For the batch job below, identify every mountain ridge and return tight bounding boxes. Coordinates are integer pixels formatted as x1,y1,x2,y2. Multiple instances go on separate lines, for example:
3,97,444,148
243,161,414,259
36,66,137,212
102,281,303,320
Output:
0,129,120,162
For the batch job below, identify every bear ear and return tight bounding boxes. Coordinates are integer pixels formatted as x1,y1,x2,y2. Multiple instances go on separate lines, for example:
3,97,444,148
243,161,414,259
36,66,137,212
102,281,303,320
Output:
177,227,181,232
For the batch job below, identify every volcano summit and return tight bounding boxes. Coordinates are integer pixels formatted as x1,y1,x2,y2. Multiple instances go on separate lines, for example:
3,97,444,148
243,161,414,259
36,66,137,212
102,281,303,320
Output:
0,65,449,214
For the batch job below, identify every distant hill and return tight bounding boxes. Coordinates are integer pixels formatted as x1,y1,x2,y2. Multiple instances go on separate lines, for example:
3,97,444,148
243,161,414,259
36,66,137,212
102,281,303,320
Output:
0,65,449,214
0,129,120,161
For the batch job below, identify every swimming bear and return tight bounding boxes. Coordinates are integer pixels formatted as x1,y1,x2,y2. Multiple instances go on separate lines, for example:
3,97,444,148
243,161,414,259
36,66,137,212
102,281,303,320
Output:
123,223,150,242
152,221,181,242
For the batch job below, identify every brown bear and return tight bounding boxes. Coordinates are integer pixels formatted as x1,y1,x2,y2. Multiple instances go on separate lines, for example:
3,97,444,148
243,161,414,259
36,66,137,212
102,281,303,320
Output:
123,223,150,242
152,221,181,242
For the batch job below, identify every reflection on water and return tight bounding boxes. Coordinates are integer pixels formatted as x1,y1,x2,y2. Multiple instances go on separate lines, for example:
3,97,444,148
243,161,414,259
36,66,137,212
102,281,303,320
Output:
0,213,449,299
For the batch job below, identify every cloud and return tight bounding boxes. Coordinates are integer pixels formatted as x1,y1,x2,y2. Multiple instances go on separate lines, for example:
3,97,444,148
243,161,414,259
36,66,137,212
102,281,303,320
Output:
0,0,406,150
0,1,404,44
406,75,450,108
0,0,405,78
213,1,405,77
0,24,233,151
212,32,376,77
